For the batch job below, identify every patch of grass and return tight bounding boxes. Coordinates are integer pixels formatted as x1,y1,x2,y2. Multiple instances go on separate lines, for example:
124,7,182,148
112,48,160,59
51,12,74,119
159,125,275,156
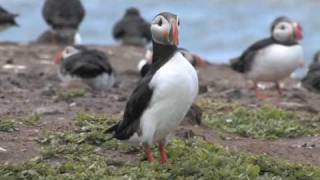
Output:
0,114,41,132
198,99,320,139
1,112,320,179
57,89,87,100
19,113,41,126
1,135,320,179
0,118,17,132
73,113,119,146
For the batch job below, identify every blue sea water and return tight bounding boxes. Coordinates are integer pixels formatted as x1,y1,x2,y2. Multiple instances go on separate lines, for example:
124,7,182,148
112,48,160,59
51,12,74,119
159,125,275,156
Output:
0,0,319,71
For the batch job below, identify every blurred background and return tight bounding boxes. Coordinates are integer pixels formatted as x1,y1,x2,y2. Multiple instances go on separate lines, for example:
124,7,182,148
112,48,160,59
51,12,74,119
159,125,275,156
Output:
0,0,319,69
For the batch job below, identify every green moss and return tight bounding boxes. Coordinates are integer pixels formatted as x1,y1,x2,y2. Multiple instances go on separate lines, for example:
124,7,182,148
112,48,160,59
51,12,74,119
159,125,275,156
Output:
199,99,320,139
19,113,41,126
0,118,17,132
57,89,87,100
0,114,41,132
1,136,320,179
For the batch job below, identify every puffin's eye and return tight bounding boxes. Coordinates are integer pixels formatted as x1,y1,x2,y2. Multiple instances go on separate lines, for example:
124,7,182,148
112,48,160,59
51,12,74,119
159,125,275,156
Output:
158,18,162,26
280,25,286,30
177,20,180,26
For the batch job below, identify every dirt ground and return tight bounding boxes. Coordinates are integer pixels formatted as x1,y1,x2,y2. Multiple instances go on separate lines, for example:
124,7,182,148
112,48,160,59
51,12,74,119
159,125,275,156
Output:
0,43,319,166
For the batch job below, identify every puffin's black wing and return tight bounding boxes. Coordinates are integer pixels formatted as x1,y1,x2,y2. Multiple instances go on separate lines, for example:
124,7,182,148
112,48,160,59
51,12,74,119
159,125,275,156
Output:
0,6,18,26
302,63,320,93
63,50,112,78
106,75,153,140
42,0,85,29
140,63,151,77
231,38,275,73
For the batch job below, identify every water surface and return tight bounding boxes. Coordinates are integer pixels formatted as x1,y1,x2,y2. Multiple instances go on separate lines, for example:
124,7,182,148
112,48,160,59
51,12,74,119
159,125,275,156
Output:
0,0,319,71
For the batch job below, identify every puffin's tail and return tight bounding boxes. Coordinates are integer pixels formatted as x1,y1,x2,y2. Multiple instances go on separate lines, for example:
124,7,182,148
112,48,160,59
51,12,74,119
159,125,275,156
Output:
104,124,118,140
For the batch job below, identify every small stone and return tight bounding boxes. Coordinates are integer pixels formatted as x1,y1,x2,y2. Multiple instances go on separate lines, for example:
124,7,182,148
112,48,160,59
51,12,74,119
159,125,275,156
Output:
0,147,7,152
69,102,77,107
34,106,63,115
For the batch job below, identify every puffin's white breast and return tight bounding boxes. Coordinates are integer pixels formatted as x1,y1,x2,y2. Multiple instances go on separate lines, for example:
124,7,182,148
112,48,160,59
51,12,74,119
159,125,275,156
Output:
137,52,199,145
247,44,304,82
85,73,115,90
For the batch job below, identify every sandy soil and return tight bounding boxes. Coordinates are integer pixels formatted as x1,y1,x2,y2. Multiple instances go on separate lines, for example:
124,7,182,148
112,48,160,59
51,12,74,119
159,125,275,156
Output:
0,43,319,165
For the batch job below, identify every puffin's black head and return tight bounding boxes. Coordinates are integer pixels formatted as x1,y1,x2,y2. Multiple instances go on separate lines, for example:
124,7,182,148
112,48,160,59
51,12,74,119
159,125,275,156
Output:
271,16,303,43
151,12,180,46
54,45,87,64
313,51,320,64
125,7,140,16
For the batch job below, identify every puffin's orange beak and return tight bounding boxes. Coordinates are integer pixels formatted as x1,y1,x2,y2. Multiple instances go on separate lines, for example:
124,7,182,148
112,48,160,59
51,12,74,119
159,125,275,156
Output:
294,23,303,40
54,51,63,64
172,23,179,46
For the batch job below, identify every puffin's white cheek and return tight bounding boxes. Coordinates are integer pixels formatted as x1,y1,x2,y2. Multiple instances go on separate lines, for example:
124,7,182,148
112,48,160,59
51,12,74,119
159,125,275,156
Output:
151,26,166,43
151,23,170,44
274,30,289,42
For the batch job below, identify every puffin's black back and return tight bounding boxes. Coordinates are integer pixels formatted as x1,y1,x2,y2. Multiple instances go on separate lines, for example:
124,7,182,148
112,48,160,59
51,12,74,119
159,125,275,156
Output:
42,0,85,29
61,49,112,79
112,9,151,42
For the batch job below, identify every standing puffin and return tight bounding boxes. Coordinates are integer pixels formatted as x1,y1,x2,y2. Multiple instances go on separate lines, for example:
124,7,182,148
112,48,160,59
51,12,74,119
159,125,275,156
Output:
112,7,152,47
230,16,304,99
54,46,115,90
0,6,18,32
106,12,199,163
37,0,85,45
138,48,207,77
302,51,320,93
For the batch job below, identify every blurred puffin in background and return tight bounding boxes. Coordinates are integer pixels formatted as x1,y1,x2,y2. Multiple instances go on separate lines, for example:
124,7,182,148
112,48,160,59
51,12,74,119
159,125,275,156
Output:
54,45,115,90
138,48,208,77
106,12,198,163
302,51,320,94
112,7,152,47
0,5,18,32
36,0,85,45
230,16,304,99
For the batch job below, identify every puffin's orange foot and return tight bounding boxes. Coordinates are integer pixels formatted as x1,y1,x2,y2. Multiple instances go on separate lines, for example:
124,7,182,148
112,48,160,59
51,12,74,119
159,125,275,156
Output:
144,144,155,162
159,141,168,164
